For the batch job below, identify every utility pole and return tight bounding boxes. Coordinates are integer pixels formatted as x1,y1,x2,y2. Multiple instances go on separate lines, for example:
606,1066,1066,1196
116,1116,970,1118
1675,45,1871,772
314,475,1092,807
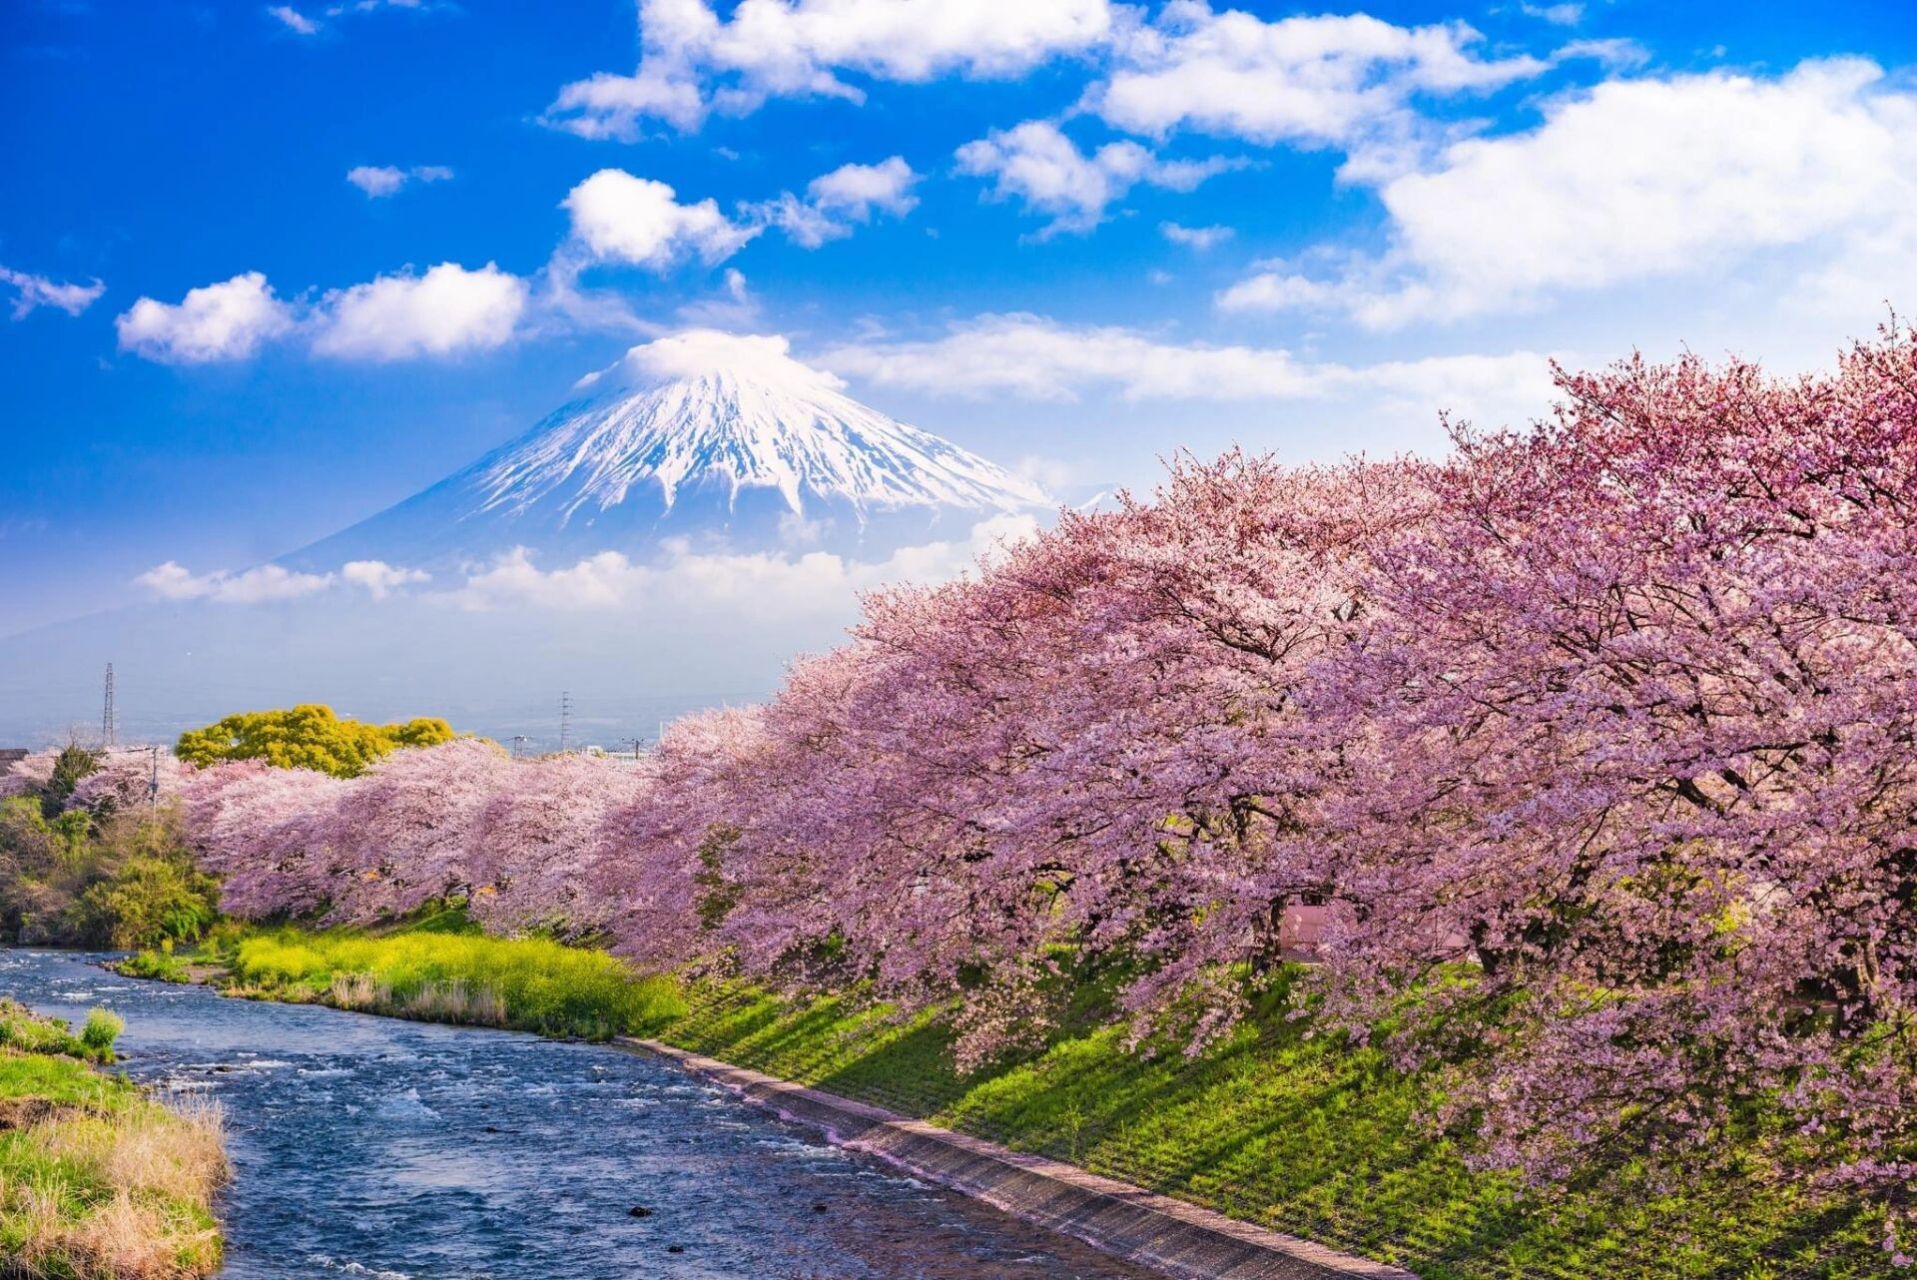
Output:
148,745,159,808
623,736,643,760
511,735,528,760
558,691,573,754
101,663,116,749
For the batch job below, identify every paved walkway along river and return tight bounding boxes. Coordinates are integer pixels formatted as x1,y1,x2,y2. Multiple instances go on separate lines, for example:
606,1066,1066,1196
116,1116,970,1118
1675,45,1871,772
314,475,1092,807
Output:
0,949,1163,1279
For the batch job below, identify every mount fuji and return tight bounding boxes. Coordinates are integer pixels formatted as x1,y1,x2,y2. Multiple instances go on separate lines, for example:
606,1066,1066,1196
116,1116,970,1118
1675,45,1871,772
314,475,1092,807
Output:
287,331,1050,572
0,332,1057,745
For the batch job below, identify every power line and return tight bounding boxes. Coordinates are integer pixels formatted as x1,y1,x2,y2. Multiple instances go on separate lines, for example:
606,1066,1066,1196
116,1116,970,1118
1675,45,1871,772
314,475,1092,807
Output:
101,664,116,749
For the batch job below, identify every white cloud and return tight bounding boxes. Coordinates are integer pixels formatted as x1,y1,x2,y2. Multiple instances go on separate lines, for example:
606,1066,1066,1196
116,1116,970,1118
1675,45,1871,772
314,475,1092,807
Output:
1220,58,1917,327
822,313,1315,399
115,272,296,364
1520,2,1583,24
561,169,757,269
750,156,920,247
346,164,454,197
1554,38,1651,71
544,0,1118,136
816,313,1557,420
340,560,430,599
676,267,762,328
592,328,846,391
445,515,1040,615
114,264,527,365
1216,269,1346,312
0,266,105,319
1160,221,1233,250
956,120,1237,234
268,1,436,38
310,261,528,360
808,156,920,218
267,5,319,35
1085,6,1544,175
136,561,334,604
136,558,429,604
750,193,844,249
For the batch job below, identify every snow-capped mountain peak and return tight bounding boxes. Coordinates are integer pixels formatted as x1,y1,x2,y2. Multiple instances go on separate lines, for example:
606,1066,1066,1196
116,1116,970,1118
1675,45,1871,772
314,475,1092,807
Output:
286,331,1050,570
497,330,1048,520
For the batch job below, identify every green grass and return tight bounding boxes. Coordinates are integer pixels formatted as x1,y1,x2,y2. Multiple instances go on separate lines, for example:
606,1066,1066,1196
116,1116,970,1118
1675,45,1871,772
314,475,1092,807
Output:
0,998,114,1064
656,972,1887,1280
111,949,192,984
212,923,686,1040
0,1001,225,1279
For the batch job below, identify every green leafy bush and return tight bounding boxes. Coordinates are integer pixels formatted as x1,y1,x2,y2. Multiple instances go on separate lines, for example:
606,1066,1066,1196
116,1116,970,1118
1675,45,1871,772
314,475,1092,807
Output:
41,744,101,817
74,852,221,949
0,803,222,949
79,1008,124,1056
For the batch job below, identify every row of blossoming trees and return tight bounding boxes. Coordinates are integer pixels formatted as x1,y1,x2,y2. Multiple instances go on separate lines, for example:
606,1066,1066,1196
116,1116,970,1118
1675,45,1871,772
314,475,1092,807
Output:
43,336,1917,1236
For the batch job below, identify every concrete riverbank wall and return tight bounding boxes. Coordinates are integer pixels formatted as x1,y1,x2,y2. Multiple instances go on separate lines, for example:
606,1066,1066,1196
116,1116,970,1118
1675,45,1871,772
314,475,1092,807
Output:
620,1037,1418,1280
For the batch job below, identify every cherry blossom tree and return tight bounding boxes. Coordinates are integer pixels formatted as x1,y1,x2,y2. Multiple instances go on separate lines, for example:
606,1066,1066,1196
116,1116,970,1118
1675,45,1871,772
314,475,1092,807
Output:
180,759,352,920
321,737,513,922
0,751,57,800
67,749,188,815
162,330,1917,1243
596,705,769,970
1306,334,1917,1240
468,751,649,934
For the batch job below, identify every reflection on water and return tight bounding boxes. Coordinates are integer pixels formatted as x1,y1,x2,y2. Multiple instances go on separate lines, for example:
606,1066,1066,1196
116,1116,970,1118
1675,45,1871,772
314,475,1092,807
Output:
0,949,1152,1280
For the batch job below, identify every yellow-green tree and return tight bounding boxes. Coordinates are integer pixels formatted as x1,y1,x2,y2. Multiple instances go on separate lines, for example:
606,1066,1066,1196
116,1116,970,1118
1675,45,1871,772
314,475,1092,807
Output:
175,705,456,778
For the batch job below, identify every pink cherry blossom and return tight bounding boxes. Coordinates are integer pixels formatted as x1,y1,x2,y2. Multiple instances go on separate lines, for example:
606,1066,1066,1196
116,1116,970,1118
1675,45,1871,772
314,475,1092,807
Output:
169,331,1917,1242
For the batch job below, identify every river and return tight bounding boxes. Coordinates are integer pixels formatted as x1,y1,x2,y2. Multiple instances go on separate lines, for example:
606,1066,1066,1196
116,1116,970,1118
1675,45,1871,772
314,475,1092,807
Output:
1,949,1159,1280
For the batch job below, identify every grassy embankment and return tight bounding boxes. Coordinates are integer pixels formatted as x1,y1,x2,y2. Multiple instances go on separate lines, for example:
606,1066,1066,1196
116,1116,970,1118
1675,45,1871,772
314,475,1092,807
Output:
0,1000,224,1280
131,920,1883,1280
184,908,683,1040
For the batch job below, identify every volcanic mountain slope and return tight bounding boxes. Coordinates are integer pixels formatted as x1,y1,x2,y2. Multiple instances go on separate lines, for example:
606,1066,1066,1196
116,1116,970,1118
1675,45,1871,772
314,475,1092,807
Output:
287,331,1050,570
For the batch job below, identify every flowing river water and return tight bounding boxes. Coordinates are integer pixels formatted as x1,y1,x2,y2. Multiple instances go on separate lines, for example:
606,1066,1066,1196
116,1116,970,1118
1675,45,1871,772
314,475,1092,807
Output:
1,949,1159,1280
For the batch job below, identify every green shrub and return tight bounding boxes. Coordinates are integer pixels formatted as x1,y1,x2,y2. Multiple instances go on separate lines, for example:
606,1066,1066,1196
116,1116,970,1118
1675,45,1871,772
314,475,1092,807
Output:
79,1008,124,1057
42,744,100,817
75,852,221,949
2,803,224,950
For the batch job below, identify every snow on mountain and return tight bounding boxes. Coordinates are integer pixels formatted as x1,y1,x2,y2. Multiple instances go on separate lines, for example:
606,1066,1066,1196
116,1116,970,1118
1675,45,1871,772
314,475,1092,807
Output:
288,331,1050,570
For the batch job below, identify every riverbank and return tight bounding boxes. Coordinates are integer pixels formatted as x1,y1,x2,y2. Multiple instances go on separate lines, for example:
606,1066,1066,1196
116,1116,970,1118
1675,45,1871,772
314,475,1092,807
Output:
8,947,1169,1279
628,1036,1418,1280
125,922,1890,1279
0,997,224,1279
659,976,1882,1280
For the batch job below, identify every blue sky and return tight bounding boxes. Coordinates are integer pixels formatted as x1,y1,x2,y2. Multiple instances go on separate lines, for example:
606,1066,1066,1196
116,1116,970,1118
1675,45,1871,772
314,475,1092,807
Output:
7,0,1917,637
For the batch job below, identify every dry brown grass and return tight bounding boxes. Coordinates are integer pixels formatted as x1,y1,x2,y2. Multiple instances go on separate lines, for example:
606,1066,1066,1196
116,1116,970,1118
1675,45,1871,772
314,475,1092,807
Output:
328,972,508,1027
328,971,382,1010
2,1097,226,1279
63,1192,198,1280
